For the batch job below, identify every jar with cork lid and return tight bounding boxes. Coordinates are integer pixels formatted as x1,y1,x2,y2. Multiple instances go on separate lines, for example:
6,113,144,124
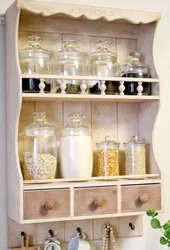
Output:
96,136,120,177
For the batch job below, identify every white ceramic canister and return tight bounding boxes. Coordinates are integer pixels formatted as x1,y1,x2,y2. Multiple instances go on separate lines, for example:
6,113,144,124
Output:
60,112,93,178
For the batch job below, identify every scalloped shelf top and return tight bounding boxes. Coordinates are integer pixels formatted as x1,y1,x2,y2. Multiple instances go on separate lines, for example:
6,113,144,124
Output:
18,0,161,24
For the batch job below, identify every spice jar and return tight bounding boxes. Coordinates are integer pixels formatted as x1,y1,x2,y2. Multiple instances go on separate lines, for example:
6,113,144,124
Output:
53,40,87,94
89,41,119,94
20,35,51,93
96,136,120,176
22,112,57,180
124,135,146,176
120,51,151,95
60,112,93,178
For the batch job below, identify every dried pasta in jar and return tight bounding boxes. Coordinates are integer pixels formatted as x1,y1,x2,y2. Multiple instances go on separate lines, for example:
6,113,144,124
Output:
96,136,120,177
124,135,146,176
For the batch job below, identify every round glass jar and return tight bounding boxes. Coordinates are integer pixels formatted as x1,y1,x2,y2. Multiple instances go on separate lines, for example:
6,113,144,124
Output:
124,135,146,176
20,35,51,93
120,51,151,95
53,40,87,94
22,112,57,180
60,112,93,178
96,136,120,176
89,41,119,95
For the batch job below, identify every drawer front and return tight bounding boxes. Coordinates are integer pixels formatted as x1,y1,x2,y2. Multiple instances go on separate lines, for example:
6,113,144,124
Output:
24,189,70,220
121,184,161,212
74,186,117,216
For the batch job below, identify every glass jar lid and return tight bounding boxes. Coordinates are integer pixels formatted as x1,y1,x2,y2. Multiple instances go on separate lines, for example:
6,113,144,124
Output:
96,136,120,148
25,112,55,136
121,51,150,75
90,41,117,63
20,35,50,60
55,40,85,61
124,135,145,146
62,112,90,136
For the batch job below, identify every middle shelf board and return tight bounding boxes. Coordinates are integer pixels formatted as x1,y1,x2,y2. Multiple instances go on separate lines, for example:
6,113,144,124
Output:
22,93,160,102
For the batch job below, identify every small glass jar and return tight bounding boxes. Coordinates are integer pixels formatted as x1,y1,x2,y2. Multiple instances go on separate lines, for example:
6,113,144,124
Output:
60,112,93,178
96,136,120,176
120,51,151,95
53,40,87,94
22,112,57,180
89,41,119,95
20,35,51,93
124,135,146,176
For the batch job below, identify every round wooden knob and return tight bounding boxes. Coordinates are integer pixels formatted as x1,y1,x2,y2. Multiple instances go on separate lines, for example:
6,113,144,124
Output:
44,200,55,210
139,194,149,204
93,198,103,208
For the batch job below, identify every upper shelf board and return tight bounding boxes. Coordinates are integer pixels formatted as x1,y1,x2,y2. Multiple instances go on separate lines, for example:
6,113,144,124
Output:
17,0,161,24
22,74,160,83
22,93,160,102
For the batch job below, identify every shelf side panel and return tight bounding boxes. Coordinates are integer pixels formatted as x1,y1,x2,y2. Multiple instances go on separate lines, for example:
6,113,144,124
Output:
6,1,23,222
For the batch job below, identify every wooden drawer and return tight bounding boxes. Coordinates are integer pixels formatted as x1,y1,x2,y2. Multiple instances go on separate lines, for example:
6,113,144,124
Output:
24,189,70,220
74,186,117,216
121,184,161,212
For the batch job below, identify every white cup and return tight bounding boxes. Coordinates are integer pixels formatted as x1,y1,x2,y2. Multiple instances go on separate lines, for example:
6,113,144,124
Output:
68,233,90,250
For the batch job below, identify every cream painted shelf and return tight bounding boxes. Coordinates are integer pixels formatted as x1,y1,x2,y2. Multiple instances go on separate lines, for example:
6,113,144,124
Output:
22,74,160,82
22,93,160,102
6,0,162,228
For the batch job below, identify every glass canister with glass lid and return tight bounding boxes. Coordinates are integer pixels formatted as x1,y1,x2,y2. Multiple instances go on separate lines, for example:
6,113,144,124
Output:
53,40,87,94
22,112,57,180
96,136,120,177
19,35,51,93
89,40,119,95
120,51,151,95
124,135,146,176
60,112,93,178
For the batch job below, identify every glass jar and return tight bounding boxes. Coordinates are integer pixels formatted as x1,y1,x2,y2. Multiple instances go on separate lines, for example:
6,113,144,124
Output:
96,136,120,176
124,135,146,176
53,40,87,94
20,35,51,93
120,52,151,95
60,112,93,178
22,112,57,180
89,41,119,95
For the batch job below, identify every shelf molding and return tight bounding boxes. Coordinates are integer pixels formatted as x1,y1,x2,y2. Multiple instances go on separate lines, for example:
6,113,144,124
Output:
19,0,161,24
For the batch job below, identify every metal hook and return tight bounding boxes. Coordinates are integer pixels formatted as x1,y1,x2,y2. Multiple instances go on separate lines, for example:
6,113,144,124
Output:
49,229,54,237
129,223,135,230
77,227,82,236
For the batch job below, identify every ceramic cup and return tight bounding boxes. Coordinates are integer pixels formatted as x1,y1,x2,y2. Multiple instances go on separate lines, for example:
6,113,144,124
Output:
68,233,90,250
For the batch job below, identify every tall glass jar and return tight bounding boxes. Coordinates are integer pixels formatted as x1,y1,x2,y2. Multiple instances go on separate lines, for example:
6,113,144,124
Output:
53,40,87,94
96,136,120,176
60,112,93,178
22,112,57,180
120,52,151,95
89,41,119,94
20,35,51,93
124,136,146,176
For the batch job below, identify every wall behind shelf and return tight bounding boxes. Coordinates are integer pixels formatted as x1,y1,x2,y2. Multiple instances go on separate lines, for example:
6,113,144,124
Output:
1,0,170,250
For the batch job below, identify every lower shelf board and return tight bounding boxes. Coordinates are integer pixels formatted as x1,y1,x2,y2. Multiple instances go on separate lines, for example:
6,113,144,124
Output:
23,174,161,190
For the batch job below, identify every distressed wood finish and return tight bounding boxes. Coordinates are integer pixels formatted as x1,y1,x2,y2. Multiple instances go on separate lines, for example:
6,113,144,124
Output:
121,184,161,212
24,189,70,219
19,0,161,24
74,187,117,216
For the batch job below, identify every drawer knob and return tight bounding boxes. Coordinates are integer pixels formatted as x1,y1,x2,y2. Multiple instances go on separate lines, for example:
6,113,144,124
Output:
139,193,149,204
93,198,103,208
45,200,55,210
